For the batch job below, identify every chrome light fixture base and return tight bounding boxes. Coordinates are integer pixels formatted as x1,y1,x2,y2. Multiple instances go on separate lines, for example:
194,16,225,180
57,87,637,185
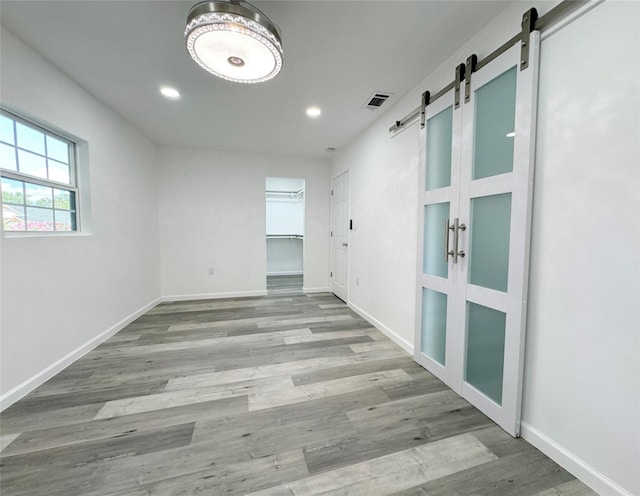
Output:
185,1,283,84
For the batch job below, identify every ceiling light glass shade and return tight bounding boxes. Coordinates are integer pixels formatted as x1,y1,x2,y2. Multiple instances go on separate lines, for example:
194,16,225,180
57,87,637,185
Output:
185,1,283,84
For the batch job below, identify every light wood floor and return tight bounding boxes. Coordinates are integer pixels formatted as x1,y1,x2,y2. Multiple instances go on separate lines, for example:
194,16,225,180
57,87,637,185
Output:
0,293,596,495
267,274,303,295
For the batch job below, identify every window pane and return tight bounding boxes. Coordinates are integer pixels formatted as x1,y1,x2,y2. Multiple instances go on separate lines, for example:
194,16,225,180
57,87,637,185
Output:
48,159,70,184
26,206,54,231
18,150,47,179
53,189,72,210
3,204,25,231
0,115,15,145
2,178,24,204
54,210,72,231
46,135,69,164
16,122,45,155
1,113,78,233
25,183,53,207
0,143,17,171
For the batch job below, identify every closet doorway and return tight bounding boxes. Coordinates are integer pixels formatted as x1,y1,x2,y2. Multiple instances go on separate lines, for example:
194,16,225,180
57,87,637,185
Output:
266,177,305,295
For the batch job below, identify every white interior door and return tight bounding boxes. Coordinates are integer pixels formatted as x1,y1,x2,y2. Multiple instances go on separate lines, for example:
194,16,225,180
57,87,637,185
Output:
415,33,540,436
331,171,349,301
415,88,463,390
457,35,540,435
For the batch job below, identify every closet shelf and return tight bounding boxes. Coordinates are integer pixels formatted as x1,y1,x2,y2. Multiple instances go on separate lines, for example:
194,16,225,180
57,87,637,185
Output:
267,234,304,239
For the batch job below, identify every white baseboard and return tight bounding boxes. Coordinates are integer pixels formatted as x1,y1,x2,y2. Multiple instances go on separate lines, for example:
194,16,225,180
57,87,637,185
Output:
161,290,268,302
0,297,162,412
303,287,330,294
266,271,303,276
347,301,414,355
520,421,633,496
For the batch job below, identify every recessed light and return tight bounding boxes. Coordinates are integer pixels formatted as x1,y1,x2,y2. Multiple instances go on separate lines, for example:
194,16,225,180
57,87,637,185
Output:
160,86,181,99
306,106,321,118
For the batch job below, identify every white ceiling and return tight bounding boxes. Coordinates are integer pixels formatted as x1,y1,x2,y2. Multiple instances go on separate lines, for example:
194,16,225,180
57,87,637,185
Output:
0,1,512,159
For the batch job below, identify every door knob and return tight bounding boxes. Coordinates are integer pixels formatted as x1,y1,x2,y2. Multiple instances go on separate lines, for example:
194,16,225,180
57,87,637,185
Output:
342,242,348,247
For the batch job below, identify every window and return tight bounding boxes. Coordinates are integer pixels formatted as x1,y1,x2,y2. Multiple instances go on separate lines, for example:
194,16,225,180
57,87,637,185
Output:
0,110,78,232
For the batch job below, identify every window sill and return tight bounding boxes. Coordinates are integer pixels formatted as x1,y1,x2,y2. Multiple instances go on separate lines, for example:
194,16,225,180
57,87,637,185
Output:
2,230,92,239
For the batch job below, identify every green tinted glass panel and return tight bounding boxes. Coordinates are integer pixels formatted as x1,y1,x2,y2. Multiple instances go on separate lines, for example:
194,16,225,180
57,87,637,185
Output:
465,302,506,405
426,106,453,190
421,288,447,365
473,66,517,180
424,202,449,278
469,193,511,292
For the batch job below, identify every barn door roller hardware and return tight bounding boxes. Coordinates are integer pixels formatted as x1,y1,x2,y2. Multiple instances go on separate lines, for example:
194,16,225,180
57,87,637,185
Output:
520,8,538,70
390,0,589,133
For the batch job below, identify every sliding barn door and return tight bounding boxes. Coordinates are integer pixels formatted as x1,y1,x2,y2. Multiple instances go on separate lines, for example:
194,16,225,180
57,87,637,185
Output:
415,88,463,390
416,33,540,436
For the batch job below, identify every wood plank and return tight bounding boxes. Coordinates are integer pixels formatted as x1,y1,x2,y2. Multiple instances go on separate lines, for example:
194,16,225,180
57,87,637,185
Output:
245,433,497,496
248,369,412,411
95,375,294,419
0,294,592,496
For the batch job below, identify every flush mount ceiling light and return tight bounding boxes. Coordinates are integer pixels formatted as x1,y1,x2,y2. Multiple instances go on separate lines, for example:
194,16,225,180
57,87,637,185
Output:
185,0,283,84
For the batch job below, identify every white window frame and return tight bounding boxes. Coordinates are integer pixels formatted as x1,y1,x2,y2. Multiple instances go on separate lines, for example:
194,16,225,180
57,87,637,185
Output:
0,108,81,235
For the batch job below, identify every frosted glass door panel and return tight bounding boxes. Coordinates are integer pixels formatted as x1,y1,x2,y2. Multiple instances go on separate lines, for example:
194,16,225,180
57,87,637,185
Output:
469,193,512,292
426,106,453,191
465,302,506,405
423,202,449,278
473,67,517,180
421,288,447,365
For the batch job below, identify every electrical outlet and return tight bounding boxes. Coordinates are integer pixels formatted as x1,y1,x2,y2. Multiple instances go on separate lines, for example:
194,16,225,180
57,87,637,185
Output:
356,277,360,286
208,268,214,276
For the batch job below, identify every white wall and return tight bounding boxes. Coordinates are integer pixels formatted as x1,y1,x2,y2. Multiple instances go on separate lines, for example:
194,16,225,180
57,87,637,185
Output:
523,2,640,495
332,1,639,494
0,27,161,404
332,0,553,351
158,147,330,298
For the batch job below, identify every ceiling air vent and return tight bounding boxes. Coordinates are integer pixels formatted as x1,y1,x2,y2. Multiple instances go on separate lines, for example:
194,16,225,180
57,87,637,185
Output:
364,92,392,110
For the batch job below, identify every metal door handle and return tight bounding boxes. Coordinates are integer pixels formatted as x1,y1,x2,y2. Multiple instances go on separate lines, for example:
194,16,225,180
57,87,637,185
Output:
444,218,454,262
453,218,466,263
342,242,348,247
